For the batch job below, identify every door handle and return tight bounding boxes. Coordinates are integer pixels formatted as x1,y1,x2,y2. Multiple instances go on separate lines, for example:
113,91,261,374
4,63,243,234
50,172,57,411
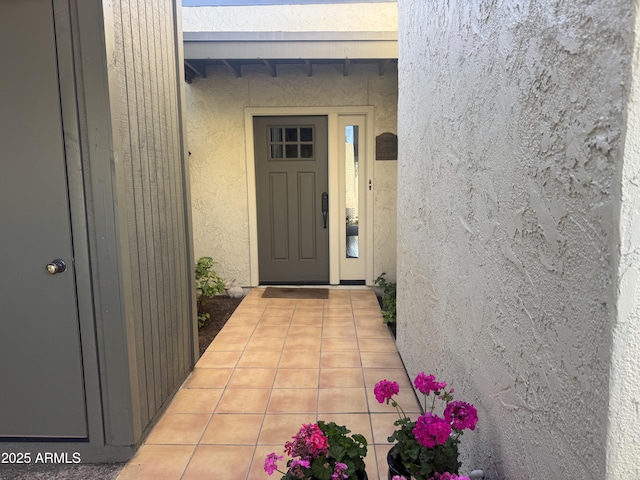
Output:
46,259,67,275
321,192,328,229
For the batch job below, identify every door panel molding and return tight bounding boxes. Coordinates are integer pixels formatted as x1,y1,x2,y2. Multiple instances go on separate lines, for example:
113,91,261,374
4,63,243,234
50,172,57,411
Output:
245,106,375,286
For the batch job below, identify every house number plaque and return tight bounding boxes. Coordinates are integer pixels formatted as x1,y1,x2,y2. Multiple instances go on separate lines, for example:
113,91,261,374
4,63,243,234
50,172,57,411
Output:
376,132,397,160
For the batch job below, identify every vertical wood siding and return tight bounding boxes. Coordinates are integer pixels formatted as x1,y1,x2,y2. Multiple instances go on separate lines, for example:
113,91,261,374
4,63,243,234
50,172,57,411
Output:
112,0,192,430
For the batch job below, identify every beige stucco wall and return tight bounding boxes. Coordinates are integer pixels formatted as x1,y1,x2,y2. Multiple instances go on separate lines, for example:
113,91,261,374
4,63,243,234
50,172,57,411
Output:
182,3,397,32
186,63,397,285
397,1,638,478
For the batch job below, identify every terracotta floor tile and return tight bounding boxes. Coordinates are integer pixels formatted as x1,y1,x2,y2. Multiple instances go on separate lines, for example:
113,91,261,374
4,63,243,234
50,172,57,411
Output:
253,325,289,337
353,308,384,318
323,308,354,318
145,413,210,445
319,368,364,388
116,445,194,480
320,351,361,368
374,444,392,480
165,388,223,414
184,368,233,388
283,335,321,350
263,306,295,317
360,352,404,369
225,315,262,327
279,349,320,368
351,299,381,309
244,335,286,351
322,326,357,338
354,317,384,328
356,326,392,339
295,299,325,308
348,288,374,295
237,350,282,368
358,338,397,353
215,326,255,338
215,388,271,413
273,368,319,388
267,388,319,413
370,413,398,444
200,414,264,444
363,368,413,389
227,368,277,389
317,388,368,413
321,337,358,351
233,305,267,316
293,307,323,318
258,413,317,444
323,317,356,327
291,315,323,326
328,290,351,299
266,298,298,307
237,297,270,306
207,335,250,352
288,326,322,337
258,316,292,326
196,350,242,368
118,287,422,480
181,445,254,480
318,413,373,446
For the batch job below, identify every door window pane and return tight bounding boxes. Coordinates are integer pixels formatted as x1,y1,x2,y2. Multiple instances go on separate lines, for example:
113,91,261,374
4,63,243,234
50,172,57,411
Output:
285,128,298,141
268,125,315,161
285,144,299,158
270,127,283,142
300,127,313,141
345,125,359,258
271,144,283,158
300,144,313,158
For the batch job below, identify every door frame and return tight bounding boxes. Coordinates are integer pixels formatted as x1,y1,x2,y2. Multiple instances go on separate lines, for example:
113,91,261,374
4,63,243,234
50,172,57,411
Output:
245,106,375,286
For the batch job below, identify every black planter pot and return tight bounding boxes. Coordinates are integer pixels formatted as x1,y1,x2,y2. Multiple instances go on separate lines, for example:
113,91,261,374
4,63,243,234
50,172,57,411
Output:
387,447,411,480
287,469,368,479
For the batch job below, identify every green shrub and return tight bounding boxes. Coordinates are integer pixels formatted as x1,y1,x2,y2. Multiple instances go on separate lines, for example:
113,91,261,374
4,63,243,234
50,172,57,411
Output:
195,256,226,327
375,272,396,325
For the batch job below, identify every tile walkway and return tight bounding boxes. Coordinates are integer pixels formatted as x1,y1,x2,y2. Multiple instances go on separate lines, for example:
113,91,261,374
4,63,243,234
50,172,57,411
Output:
116,287,421,480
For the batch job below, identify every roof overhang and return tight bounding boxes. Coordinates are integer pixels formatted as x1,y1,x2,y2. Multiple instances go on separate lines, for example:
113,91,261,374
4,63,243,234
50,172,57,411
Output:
183,31,398,81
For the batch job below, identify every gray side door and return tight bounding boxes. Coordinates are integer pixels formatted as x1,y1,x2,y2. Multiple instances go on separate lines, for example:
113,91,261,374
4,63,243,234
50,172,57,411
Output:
0,0,87,438
254,116,329,284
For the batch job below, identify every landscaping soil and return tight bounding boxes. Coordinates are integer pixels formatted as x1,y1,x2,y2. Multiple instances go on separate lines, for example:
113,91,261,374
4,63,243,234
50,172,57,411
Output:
198,296,243,355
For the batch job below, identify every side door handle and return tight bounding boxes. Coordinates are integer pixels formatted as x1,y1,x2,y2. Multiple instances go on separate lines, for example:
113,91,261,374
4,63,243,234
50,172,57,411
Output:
321,192,328,229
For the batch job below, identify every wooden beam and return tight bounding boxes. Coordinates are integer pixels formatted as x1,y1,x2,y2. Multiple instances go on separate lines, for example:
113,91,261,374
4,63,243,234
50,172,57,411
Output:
221,59,241,77
184,60,204,79
343,58,350,76
262,59,277,77
379,59,391,76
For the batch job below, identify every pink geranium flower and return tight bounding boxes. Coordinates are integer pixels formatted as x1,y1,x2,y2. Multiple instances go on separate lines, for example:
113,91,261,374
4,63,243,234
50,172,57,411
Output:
374,379,400,403
264,452,283,475
429,473,471,480
413,412,452,448
414,372,447,395
444,401,478,431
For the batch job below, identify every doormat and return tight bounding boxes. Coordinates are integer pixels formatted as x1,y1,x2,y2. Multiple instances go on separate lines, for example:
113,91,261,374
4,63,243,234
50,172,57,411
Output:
261,287,329,299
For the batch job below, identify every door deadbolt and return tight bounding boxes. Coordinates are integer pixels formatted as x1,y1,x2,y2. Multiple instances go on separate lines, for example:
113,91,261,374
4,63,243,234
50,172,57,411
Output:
46,259,67,275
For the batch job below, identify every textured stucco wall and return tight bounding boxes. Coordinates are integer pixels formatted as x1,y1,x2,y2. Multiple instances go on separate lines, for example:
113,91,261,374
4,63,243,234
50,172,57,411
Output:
186,64,397,285
608,7,640,476
182,3,397,32
397,1,635,478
